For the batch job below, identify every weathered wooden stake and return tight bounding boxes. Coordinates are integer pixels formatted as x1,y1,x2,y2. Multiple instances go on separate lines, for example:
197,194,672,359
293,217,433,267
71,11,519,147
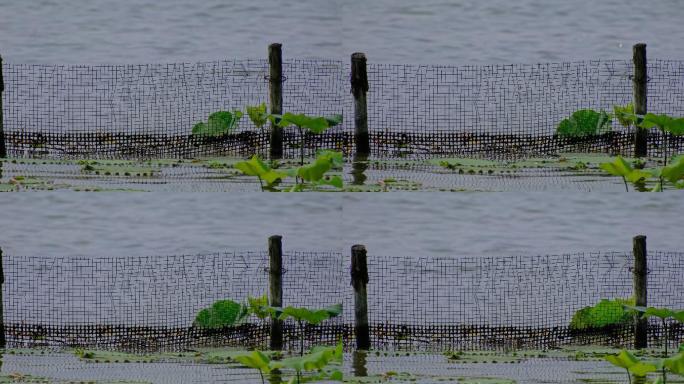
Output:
0,54,6,159
633,235,648,349
269,44,284,160
351,244,370,350
0,247,5,348
633,44,648,158
268,235,283,350
351,53,370,156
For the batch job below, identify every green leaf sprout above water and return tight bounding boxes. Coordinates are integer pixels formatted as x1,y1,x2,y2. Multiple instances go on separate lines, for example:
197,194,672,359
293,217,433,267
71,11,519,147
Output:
192,110,244,137
556,109,612,138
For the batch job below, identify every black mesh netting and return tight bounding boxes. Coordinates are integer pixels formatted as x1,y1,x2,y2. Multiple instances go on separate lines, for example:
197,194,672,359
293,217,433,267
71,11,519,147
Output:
3,249,683,351
2,59,684,159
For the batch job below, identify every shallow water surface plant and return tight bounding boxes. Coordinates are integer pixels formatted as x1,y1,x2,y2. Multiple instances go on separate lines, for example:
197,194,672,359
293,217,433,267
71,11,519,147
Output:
603,305,684,383
556,109,612,137
234,150,343,192
192,110,244,137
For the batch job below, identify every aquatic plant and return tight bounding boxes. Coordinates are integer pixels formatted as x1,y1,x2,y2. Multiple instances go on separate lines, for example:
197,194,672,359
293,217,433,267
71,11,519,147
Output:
252,303,342,356
604,305,684,383
556,109,612,138
570,298,634,330
599,157,651,192
193,299,250,329
614,103,637,129
234,155,288,191
272,113,342,165
192,110,244,137
234,340,343,384
246,103,270,129
234,150,343,192
600,155,684,192
624,306,684,357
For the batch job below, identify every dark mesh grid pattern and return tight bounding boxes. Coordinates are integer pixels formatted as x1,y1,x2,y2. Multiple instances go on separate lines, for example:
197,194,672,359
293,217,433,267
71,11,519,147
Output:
2,250,682,351
2,59,684,159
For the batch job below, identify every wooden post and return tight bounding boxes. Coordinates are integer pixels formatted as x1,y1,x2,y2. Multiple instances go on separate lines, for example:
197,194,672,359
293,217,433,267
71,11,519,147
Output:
633,44,648,158
0,247,5,348
268,235,283,350
351,244,370,350
0,54,6,159
633,235,647,349
269,44,284,160
351,53,370,156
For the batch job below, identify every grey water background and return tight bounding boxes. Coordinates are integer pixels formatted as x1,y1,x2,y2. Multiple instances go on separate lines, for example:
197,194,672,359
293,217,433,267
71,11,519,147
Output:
1,0,684,65
0,193,682,258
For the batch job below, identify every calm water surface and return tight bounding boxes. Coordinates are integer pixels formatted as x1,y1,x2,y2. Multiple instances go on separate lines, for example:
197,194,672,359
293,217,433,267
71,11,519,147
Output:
0,193,681,258
0,0,683,64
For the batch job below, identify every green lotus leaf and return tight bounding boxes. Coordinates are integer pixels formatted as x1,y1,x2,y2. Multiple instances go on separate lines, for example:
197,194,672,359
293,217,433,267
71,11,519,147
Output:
599,157,633,177
641,113,673,130
247,295,271,319
234,350,272,373
193,299,249,329
246,103,269,128
664,352,684,375
570,298,633,330
604,350,640,370
661,156,684,183
271,341,342,372
234,155,270,177
297,150,343,183
193,110,243,136
324,114,343,127
277,113,341,134
625,305,678,320
628,361,659,376
235,156,287,186
274,304,342,325
614,103,637,128
557,109,612,137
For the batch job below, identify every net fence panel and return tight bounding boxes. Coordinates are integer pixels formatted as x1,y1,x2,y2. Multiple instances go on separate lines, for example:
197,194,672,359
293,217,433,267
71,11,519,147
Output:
2,249,683,350
366,251,684,350
3,58,684,159
2,60,349,159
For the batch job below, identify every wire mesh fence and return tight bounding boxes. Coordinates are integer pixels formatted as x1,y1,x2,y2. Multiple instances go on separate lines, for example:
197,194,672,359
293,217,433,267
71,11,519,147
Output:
2,248,683,351
3,57,684,159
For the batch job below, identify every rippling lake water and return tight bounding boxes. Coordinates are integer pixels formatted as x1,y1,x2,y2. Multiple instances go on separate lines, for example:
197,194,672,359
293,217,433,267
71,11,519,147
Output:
0,193,682,258
1,0,683,64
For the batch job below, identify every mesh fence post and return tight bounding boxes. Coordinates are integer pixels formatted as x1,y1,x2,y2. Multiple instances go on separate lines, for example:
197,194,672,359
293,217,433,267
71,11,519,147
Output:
0,247,5,348
269,235,283,350
269,44,284,160
351,244,370,350
633,235,648,349
0,54,6,159
633,43,648,158
351,53,370,156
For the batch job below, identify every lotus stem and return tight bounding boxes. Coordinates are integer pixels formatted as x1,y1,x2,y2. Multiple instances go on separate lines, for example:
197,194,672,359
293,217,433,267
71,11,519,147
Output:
299,320,305,356
622,176,629,192
663,319,668,357
298,126,305,166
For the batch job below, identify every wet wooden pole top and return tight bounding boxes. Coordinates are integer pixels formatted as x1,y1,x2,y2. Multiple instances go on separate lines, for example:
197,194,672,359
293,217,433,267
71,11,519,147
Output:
633,43,648,157
633,235,647,349
269,235,283,350
351,244,370,350
269,44,283,160
0,54,6,159
351,53,370,156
